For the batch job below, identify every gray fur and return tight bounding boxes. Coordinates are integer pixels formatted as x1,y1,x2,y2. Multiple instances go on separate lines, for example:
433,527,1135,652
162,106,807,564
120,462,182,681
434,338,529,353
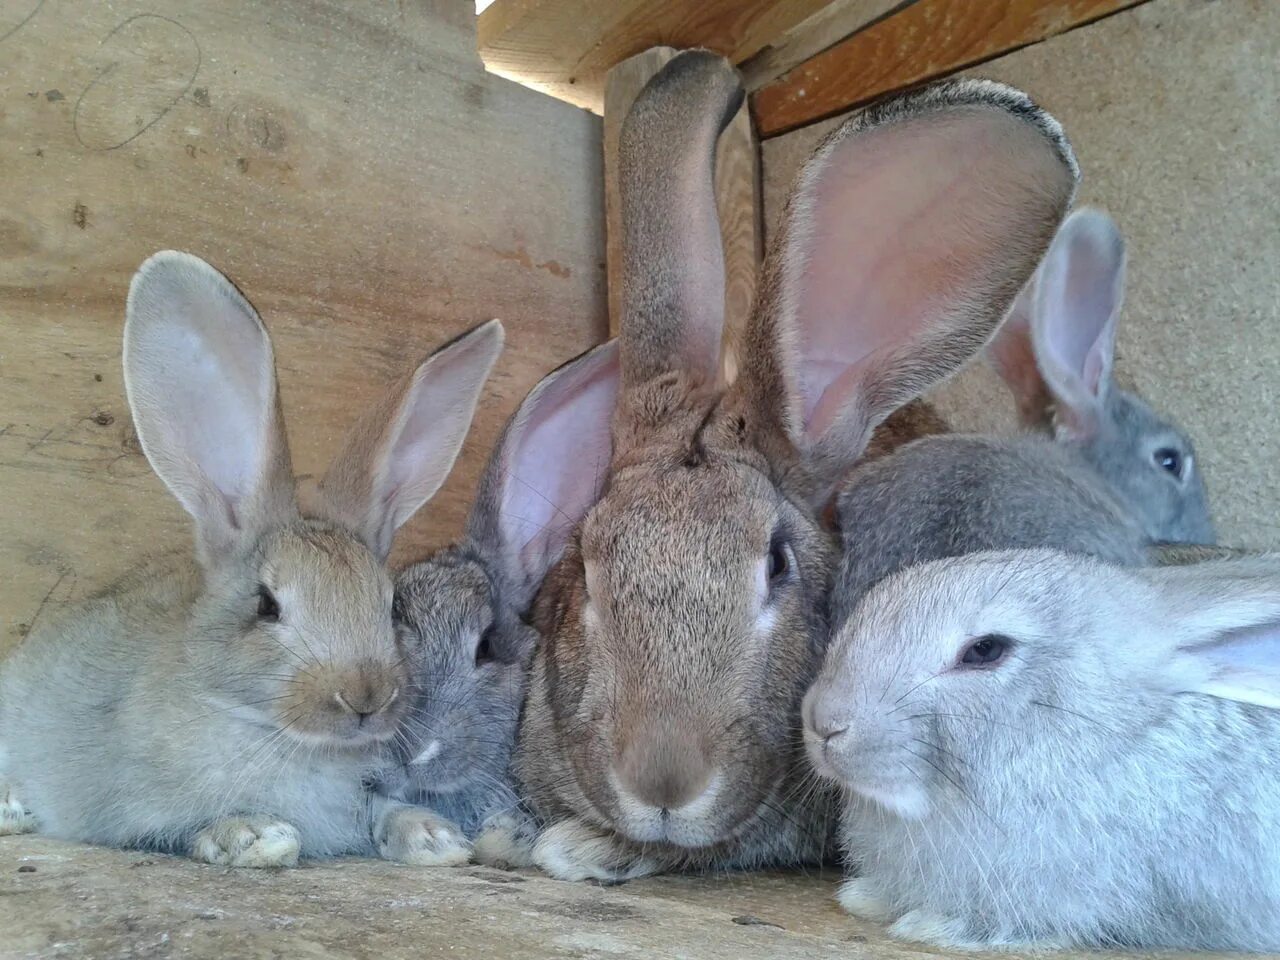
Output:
806,549,1280,951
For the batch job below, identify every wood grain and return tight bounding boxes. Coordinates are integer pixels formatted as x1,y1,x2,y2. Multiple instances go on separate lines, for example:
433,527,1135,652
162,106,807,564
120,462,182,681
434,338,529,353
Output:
602,48,761,379
0,0,606,657
478,0,841,113
754,0,1148,136
739,0,909,90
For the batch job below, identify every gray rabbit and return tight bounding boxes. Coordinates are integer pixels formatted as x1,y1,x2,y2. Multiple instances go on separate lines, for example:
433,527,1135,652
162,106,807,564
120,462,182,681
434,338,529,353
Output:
835,208,1215,615
371,341,621,867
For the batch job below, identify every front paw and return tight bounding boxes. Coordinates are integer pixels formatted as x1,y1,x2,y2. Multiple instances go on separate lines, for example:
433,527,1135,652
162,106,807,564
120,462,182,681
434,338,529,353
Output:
836,877,895,922
888,909,983,950
0,785,35,836
473,810,537,870
376,806,472,867
531,819,660,883
192,816,300,868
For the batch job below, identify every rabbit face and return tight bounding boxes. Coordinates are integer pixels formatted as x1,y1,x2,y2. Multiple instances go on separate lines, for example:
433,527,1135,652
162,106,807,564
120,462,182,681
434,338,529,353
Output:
194,521,410,748
391,553,534,797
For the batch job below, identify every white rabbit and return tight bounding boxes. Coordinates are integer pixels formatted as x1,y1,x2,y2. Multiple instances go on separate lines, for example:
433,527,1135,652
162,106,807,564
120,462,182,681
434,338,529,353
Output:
805,547,1280,951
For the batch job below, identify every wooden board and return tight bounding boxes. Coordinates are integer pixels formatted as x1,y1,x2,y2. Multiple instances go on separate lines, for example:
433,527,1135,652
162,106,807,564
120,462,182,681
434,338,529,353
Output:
754,0,1148,136
0,0,606,657
478,0,842,114
602,47,761,378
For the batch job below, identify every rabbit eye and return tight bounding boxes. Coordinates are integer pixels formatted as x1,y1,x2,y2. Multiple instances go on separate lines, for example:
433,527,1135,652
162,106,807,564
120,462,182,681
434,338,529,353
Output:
475,624,497,665
256,585,280,622
959,634,1011,668
768,534,794,585
1153,447,1183,479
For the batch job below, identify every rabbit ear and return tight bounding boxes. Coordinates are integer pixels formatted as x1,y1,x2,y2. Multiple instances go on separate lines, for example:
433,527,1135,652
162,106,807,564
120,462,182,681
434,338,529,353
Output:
731,80,1078,495
467,340,621,609
124,251,296,562
1141,558,1280,709
1032,208,1126,441
986,280,1055,429
320,320,504,561
616,50,744,391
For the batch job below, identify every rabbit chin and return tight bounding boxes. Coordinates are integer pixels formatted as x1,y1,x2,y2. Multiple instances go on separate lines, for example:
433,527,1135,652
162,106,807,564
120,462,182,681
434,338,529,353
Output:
846,780,930,821
608,771,726,848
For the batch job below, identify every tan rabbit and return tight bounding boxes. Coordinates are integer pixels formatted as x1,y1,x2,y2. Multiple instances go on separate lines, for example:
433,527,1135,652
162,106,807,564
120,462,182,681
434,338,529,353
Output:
0,252,503,867
511,51,1080,881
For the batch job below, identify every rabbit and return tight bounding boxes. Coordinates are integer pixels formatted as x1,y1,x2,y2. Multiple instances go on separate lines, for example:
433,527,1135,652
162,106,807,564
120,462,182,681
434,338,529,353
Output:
511,49,1080,882
804,547,1280,952
0,251,504,868
370,340,621,868
833,208,1215,618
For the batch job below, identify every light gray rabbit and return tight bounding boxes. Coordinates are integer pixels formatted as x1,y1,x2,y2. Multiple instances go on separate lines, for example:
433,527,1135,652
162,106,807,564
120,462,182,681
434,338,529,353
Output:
371,341,620,867
0,252,503,867
513,50,1079,882
805,547,1280,951
834,208,1215,615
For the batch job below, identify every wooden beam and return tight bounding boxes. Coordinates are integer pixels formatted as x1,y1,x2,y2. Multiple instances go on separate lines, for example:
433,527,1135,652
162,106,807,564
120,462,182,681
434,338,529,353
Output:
602,48,761,380
478,0,841,114
753,0,1148,136
739,0,909,91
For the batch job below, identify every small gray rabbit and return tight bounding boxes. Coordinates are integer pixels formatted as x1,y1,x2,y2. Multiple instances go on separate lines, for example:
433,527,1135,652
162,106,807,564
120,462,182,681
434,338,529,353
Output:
371,341,620,867
804,547,1280,951
0,252,503,867
834,208,1215,615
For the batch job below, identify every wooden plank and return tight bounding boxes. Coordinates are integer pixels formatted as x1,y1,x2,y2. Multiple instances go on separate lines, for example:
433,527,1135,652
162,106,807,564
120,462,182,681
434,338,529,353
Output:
602,48,761,380
0,0,606,657
478,0,841,114
739,0,909,91
753,0,1148,136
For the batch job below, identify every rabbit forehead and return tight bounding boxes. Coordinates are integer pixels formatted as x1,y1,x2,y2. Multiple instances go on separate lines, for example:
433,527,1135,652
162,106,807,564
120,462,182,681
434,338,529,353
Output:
258,522,392,628
395,555,492,634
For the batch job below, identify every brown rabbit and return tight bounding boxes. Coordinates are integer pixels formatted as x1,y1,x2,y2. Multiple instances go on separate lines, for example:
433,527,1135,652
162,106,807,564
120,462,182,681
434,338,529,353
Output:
510,51,1080,881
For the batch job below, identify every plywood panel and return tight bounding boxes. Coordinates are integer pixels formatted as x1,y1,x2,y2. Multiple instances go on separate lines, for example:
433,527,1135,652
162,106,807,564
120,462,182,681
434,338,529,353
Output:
754,0,1146,136
761,0,1280,549
0,0,607,656
602,48,761,377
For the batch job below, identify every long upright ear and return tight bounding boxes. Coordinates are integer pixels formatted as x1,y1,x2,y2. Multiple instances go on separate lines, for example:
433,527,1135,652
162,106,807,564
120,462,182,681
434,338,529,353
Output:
124,251,296,562
1032,207,1126,441
986,279,1055,429
617,50,744,391
731,80,1078,495
320,320,504,560
466,340,621,610
1141,557,1280,708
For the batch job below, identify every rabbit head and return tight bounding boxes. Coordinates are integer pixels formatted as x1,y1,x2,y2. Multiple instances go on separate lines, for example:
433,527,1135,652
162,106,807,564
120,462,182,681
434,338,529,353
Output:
517,51,1079,856
390,342,620,801
124,252,502,750
805,548,1280,821
988,208,1215,544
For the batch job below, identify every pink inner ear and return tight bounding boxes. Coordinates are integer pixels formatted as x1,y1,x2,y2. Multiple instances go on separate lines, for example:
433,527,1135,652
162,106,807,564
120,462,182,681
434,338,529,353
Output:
794,111,1068,437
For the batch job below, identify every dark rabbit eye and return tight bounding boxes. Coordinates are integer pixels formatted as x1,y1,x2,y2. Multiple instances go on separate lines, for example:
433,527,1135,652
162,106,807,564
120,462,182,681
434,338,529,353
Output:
256,586,280,622
475,624,497,665
1153,447,1183,478
767,534,794,585
959,634,1011,668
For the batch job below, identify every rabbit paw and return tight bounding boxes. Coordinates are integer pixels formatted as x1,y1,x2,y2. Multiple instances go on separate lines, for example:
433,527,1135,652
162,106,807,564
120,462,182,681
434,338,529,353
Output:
888,909,982,950
836,877,895,922
531,819,660,882
376,806,472,867
473,810,538,869
191,816,300,868
0,785,35,836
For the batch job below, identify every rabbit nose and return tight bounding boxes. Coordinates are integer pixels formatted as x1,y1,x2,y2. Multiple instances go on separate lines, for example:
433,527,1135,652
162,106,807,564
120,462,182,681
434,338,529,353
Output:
616,737,716,813
334,684,399,721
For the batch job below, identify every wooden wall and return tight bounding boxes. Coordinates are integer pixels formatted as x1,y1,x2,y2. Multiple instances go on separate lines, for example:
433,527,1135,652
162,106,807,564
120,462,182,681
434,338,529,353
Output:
763,0,1279,549
0,0,606,657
